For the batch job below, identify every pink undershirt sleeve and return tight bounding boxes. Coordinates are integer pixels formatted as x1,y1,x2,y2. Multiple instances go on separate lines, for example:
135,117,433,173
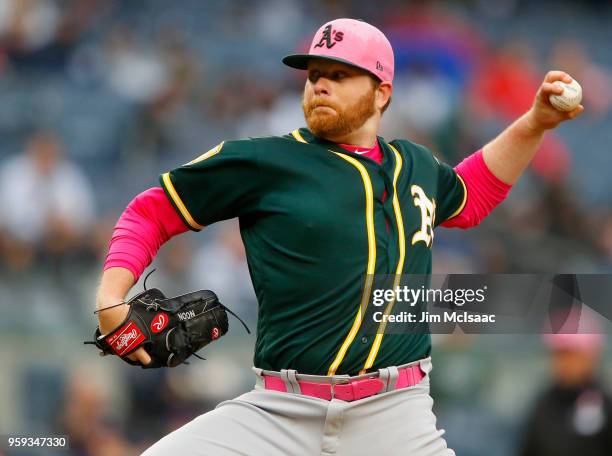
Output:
104,187,189,281
441,149,512,229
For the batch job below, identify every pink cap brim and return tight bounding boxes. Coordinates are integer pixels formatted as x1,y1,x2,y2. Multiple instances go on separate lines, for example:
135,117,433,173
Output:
282,54,384,81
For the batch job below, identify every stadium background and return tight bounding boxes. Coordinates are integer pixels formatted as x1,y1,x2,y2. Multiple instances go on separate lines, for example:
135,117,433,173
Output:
0,0,611,454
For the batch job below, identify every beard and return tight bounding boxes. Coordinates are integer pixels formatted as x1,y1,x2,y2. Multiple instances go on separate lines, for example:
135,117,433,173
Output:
302,88,377,140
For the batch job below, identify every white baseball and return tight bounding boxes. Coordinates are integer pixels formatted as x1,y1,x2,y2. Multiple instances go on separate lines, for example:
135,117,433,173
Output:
548,78,582,112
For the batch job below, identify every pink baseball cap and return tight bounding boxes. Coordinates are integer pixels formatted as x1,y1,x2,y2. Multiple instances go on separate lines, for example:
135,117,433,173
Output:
543,308,605,352
283,18,394,83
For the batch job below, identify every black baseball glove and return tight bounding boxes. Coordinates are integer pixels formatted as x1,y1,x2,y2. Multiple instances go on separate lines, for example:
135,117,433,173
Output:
85,288,249,368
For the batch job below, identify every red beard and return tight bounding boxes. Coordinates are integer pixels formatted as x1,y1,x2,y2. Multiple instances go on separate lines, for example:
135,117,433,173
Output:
302,88,376,139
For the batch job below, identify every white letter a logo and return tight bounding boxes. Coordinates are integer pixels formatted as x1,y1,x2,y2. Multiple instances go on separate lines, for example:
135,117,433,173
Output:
411,185,436,247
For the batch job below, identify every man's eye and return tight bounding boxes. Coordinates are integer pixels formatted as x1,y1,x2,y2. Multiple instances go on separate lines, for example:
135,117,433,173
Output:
308,71,320,83
332,71,346,80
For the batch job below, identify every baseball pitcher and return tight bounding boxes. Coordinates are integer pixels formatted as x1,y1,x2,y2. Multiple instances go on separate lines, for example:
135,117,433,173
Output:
91,18,583,455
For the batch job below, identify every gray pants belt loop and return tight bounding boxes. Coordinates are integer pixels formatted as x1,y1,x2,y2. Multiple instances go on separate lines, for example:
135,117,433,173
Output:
378,366,399,392
280,369,301,394
419,357,433,375
252,367,265,388
377,367,390,392
287,369,301,394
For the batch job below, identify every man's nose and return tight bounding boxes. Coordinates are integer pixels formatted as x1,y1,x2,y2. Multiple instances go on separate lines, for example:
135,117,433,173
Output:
313,77,330,96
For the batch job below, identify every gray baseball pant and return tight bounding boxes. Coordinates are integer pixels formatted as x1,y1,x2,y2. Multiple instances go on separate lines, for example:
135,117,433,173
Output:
142,357,455,455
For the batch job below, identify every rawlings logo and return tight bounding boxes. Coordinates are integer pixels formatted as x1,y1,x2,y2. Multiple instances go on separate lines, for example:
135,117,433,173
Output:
107,321,145,356
211,327,220,340
116,330,138,350
314,24,344,49
150,312,169,333
177,310,196,321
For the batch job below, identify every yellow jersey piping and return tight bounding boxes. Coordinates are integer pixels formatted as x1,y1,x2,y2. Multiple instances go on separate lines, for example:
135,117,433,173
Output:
185,141,224,166
326,152,376,376
444,174,468,221
161,172,205,230
291,129,307,143
360,144,406,372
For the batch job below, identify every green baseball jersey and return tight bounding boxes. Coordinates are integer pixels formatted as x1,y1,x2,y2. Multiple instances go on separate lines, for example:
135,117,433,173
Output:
160,127,466,376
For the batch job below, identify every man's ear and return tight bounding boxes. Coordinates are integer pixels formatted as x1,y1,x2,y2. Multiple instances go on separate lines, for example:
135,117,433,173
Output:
377,82,393,113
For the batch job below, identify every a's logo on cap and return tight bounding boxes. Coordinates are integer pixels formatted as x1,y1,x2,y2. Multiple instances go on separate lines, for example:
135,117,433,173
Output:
314,24,344,49
376,61,384,72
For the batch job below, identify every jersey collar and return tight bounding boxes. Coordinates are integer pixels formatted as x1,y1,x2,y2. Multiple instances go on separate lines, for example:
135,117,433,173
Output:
293,127,392,168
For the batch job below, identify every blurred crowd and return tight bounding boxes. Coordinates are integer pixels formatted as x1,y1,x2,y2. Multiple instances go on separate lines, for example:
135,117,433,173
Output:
0,1,611,455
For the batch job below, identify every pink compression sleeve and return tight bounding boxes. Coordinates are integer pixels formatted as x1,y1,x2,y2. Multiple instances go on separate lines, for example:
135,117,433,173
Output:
104,187,189,280
441,149,512,229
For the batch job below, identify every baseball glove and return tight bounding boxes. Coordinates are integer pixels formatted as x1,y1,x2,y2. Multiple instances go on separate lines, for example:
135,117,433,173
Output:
85,288,249,368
